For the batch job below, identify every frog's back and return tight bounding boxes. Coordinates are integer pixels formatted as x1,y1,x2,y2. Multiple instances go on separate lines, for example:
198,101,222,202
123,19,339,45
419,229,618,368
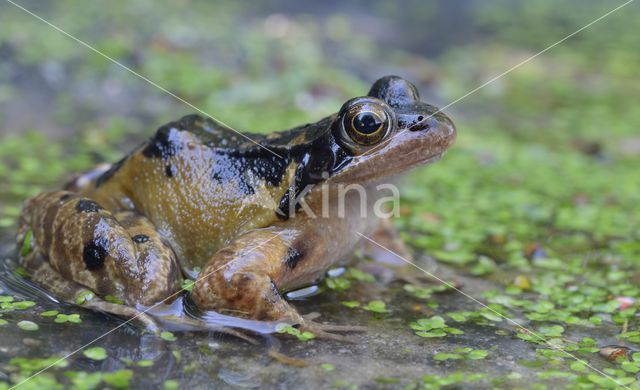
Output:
77,115,314,272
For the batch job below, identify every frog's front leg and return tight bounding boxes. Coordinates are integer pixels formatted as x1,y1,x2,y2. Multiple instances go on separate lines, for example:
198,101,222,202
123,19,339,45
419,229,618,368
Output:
191,228,363,339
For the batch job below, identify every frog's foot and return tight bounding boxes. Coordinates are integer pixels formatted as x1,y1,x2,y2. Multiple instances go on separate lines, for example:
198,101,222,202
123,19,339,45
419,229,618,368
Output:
269,311,365,342
18,250,161,332
85,300,160,333
302,312,366,331
216,328,260,344
297,319,366,342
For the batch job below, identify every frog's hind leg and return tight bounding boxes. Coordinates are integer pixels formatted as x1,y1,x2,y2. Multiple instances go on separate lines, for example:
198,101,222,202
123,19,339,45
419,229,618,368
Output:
20,250,160,332
18,191,183,316
21,250,259,340
17,191,265,340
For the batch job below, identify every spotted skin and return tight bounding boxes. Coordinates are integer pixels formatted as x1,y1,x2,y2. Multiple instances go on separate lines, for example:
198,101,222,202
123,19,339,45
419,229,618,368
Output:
18,191,181,307
16,76,456,335
19,250,160,331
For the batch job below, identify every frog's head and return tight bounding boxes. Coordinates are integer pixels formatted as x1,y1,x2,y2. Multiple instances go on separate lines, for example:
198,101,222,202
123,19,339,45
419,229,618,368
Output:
325,75,456,184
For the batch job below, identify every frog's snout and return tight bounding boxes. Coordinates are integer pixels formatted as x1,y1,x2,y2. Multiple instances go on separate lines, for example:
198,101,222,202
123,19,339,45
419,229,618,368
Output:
432,112,457,148
397,101,455,136
367,75,456,145
398,103,456,152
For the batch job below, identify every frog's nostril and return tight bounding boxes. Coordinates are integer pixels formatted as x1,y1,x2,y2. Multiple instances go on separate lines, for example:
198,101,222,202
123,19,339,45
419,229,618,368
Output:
408,116,432,132
399,111,434,131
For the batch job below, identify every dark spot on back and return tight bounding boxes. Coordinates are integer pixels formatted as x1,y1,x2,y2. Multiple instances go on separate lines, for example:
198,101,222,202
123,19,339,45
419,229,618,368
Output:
83,239,108,270
165,164,175,178
96,156,126,188
243,156,290,187
132,234,150,244
284,246,303,270
76,199,102,213
210,154,257,195
142,125,181,159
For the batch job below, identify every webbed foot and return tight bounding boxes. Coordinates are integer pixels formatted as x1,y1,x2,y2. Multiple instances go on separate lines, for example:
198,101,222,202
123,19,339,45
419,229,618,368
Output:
296,313,366,342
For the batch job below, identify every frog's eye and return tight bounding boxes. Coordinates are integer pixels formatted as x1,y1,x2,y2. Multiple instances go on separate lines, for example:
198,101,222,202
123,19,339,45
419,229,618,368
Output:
339,98,393,149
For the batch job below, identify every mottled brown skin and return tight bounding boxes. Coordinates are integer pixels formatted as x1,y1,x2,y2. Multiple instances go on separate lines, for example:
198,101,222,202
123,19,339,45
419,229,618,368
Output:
16,76,456,336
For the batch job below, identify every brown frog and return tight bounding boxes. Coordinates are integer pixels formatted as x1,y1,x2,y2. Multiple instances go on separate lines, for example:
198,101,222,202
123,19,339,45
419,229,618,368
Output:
16,76,456,337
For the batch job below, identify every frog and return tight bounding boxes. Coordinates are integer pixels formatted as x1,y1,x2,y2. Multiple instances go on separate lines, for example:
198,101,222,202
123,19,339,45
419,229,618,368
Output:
16,76,456,338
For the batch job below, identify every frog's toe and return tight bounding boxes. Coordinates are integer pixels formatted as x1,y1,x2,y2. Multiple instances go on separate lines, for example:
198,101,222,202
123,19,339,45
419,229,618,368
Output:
84,300,160,333
297,323,357,343
309,329,353,342
301,313,367,332
296,318,366,342
213,327,260,344
308,322,367,332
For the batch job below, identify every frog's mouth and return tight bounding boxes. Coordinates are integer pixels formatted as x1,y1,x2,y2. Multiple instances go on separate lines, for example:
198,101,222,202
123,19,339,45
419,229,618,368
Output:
329,112,456,185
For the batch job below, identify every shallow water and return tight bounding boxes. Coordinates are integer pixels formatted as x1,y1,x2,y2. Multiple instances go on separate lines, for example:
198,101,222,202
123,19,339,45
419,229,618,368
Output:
0,234,625,389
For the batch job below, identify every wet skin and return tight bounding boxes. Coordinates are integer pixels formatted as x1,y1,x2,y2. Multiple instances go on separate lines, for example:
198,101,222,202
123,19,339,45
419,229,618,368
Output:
16,76,456,335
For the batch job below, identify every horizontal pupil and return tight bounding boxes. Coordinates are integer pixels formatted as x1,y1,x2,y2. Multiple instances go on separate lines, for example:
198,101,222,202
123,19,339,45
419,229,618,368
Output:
354,113,382,134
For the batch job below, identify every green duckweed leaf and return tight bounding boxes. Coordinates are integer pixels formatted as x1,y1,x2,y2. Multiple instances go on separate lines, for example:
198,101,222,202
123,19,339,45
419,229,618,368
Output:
17,320,38,331
341,301,360,308
160,331,176,342
102,369,133,389
83,347,107,361
363,300,387,313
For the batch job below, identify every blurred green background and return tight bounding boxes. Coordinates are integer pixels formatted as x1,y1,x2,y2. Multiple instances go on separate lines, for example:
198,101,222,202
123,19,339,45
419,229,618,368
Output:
1,1,640,389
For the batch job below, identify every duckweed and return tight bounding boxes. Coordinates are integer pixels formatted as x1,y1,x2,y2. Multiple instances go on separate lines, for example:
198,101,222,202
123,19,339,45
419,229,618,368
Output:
74,291,95,305
82,347,107,361
102,370,133,389
362,300,387,313
433,348,489,361
17,320,38,331
53,314,82,324
9,357,68,373
410,316,464,338
320,363,335,372
276,324,315,341
20,230,33,257
160,331,176,342
422,372,487,389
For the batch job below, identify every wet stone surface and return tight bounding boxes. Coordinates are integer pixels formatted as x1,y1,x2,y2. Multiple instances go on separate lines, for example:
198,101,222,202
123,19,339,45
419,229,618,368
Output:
0,237,633,389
